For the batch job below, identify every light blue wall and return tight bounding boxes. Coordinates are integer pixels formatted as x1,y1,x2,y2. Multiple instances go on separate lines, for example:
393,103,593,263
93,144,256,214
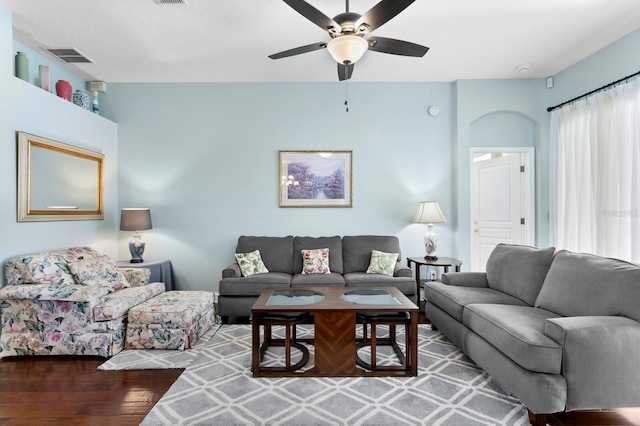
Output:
2,4,639,288
454,78,549,268
106,82,456,290
453,26,640,267
0,5,119,279
548,27,640,108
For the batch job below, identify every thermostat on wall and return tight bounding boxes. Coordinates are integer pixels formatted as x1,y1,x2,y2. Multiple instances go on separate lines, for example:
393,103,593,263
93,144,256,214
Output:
428,105,440,117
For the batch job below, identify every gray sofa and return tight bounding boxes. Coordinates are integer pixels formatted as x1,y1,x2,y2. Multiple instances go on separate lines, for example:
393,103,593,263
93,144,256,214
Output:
425,243,640,425
218,235,416,322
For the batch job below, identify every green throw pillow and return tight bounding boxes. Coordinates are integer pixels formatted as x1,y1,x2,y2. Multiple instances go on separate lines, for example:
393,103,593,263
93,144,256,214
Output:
235,250,269,277
366,250,398,276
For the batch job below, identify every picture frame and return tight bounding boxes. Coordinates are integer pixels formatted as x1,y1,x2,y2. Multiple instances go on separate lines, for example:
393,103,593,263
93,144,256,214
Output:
279,150,352,208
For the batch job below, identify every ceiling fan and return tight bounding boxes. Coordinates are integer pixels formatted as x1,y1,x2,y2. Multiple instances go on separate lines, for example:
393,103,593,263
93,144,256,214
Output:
268,0,429,81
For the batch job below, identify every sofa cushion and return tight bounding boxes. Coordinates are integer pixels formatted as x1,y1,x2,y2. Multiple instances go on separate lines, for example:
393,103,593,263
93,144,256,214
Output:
234,250,269,277
0,282,110,303
219,272,292,296
344,272,415,295
342,236,402,274
294,236,343,274
68,255,130,291
463,304,563,374
301,248,331,274
236,236,294,274
291,272,346,287
93,282,165,321
425,281,528,322
535,250,640,322
119,267,151,287
366,250,399,276
486,244,555,305
4,247,102,286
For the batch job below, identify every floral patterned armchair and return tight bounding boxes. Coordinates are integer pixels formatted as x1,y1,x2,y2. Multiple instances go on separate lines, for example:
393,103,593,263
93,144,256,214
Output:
0,247,165,358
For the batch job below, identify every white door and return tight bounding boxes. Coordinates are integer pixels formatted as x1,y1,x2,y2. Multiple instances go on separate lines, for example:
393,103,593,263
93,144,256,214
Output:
471,153,528,271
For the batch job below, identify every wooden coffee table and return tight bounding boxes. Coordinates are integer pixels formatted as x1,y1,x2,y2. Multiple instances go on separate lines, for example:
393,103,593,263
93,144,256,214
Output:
251,286,418,378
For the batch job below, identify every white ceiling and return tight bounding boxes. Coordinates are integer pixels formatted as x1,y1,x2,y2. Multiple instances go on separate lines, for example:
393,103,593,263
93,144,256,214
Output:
2,0,640,83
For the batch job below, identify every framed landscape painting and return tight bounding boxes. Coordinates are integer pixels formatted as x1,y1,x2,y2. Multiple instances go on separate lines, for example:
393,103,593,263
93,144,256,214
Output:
279,150,352,207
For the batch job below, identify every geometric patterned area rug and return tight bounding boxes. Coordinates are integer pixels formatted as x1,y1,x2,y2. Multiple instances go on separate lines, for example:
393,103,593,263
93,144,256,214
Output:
141,324,530,425
97,325,222,370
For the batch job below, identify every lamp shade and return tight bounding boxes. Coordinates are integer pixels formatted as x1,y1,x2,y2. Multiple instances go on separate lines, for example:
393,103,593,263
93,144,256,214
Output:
120,208,152,231
327,35,369,64
413,201,447,224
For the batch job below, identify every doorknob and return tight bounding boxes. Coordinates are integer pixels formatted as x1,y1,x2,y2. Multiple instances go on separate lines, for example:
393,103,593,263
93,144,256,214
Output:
474,228,479,233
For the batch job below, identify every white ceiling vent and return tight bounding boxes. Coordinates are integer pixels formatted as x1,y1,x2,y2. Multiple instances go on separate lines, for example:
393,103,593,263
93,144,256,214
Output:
44,47,94,64
154,0,188,4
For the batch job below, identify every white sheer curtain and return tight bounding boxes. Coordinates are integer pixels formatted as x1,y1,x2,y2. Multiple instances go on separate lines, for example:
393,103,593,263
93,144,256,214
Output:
550,77,640,262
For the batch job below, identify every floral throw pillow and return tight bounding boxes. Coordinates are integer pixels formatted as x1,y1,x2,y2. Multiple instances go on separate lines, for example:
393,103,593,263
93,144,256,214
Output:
366,250,399,276
301,248,330,274
235,250,269,277
68,255,131,291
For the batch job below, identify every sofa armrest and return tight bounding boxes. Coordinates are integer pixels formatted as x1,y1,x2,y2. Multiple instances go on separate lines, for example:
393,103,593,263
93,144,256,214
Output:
394,262,412,278
544,316,640,411
441,272,489,288
118,267,151,287
222,263,242,279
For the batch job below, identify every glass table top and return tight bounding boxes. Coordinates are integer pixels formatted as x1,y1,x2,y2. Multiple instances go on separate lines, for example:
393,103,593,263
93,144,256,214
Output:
266,290,326,306
339,289,401,305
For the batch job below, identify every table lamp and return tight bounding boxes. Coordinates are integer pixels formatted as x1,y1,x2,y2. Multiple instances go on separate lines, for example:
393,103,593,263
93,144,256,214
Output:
413,201,447,260
120,208,152,263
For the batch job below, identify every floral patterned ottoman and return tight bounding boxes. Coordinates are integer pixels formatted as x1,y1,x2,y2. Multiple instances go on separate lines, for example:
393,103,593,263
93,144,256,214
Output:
125,291,215,350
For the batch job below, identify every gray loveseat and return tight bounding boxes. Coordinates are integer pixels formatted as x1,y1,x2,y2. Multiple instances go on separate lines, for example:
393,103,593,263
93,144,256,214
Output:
425,243,640,425
218,235,415,322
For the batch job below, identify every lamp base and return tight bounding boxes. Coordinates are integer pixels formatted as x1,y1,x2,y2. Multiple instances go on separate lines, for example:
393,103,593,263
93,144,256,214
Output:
424,255,439,261
128,232,145,264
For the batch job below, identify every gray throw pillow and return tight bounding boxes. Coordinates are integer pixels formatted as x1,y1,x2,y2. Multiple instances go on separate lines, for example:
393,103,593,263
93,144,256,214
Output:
485,244,555,305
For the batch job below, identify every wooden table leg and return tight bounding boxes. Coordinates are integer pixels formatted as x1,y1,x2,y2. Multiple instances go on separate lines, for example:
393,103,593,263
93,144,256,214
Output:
409,311,418,376
252,312,261,377
314,311,356,376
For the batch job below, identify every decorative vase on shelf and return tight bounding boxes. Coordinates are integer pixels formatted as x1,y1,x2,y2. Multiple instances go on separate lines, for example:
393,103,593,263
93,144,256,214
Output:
55,80,72,101
15,52,29,82
38,65,50,92
72,89,91,110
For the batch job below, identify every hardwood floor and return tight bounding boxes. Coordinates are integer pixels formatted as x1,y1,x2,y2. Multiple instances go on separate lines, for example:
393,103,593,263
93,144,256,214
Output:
1,321,639,425
0,356,182,425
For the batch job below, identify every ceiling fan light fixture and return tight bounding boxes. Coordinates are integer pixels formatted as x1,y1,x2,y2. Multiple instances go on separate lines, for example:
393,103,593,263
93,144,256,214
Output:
327,35,368,64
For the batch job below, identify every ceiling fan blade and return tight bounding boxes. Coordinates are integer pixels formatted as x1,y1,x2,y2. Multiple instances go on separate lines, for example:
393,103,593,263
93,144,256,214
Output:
283,0,341,33
367,36,429,57
337,62,354,81
355,0,415,34
268,42,327,59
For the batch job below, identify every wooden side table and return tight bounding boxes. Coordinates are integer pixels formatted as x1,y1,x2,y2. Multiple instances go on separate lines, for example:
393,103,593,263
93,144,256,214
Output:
117,259,174,291
406,257,462,308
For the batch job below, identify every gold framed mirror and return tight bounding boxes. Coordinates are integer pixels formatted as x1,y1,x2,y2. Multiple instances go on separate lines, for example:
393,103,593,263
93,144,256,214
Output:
17,131,104,222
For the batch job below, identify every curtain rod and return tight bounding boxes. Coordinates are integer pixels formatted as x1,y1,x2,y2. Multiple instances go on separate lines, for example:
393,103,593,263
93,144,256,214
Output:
546,69,640,112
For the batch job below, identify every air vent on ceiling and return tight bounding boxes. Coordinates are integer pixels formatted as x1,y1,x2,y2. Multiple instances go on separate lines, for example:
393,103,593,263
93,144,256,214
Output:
44,47,94,64
154,0,188,4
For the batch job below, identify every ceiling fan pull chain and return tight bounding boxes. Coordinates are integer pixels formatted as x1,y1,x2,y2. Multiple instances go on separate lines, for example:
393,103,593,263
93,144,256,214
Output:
344,67,349,112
